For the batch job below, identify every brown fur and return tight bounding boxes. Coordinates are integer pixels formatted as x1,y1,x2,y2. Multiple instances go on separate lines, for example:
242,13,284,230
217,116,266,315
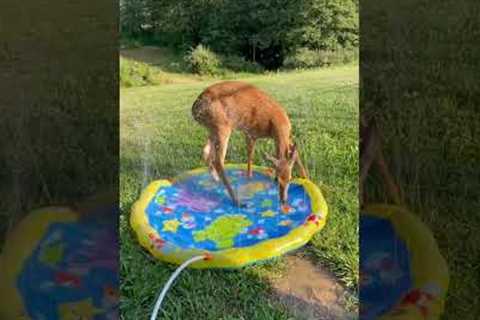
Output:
192,81,308,206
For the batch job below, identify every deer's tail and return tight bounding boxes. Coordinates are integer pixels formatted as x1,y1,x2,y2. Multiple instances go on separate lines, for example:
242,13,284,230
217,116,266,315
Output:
191,96,211,124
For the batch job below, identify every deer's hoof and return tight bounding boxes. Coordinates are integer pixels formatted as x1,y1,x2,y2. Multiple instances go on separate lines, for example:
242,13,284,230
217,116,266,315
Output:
233,200,245,208
210,170,220,182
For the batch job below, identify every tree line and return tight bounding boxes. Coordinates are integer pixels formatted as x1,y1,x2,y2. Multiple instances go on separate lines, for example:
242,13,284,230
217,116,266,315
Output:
120,0,358,69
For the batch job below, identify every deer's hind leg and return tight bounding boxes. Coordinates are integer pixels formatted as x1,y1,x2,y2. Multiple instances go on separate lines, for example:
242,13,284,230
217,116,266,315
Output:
211,127,240,206
295,150,309,179
203,138,219,181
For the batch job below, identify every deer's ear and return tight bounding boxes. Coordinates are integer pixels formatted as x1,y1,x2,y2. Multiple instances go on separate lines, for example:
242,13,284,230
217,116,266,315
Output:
264,152,279,167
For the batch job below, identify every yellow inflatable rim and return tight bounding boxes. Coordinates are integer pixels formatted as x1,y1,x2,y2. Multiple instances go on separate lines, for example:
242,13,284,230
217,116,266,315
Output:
363,204,449,320
130,164,328,268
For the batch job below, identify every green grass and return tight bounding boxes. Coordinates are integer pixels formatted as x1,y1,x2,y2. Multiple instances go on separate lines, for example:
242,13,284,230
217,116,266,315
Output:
120,62,359,318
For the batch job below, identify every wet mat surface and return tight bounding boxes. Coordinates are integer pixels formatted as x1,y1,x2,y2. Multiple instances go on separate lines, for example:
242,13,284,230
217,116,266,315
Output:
146,169,317,251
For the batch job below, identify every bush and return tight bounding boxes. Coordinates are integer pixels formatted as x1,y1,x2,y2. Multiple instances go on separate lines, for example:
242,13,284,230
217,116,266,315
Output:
284,47,359,70
284,48,322,69
120,58,163,87
184,45,221,75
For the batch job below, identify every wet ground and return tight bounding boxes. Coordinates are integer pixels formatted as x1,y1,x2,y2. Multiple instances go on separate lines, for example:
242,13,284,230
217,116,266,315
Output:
270,255,357,320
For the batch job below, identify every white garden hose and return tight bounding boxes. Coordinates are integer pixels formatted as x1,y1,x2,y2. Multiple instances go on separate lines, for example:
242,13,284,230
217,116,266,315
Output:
150,254,210,320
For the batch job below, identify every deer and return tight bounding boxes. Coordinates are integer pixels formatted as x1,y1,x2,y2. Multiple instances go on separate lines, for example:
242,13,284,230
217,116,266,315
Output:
192,81,308,207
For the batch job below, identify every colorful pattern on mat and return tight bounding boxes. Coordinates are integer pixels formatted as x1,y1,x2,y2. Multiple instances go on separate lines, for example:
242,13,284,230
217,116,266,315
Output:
17,220,119,320
146,169,315,251
360,214,413,319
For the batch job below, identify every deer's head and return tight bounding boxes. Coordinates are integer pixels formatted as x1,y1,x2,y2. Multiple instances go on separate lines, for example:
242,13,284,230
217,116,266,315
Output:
265,144,298,204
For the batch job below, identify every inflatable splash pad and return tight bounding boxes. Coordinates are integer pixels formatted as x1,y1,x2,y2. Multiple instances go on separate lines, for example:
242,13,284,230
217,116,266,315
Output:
131,164,328,268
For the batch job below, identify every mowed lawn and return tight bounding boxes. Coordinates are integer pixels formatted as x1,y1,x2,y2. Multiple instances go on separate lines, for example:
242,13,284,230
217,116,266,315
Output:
120,65,359,319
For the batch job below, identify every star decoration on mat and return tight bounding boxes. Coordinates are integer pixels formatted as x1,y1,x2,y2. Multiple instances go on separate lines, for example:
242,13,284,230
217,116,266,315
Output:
261,210,276,217
155,195,166,205
162,219,180,233
281,205,294,214
279,220,292,226
261,199,273,207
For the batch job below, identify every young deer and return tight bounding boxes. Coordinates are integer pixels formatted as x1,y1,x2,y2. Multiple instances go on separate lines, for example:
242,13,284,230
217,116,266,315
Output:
192,81,308,207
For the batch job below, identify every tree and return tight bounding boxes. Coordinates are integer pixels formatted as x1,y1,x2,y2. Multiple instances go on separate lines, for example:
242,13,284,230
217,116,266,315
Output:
292,0,359,50
201,0,301,69
120,0,359,68
120,0,149,37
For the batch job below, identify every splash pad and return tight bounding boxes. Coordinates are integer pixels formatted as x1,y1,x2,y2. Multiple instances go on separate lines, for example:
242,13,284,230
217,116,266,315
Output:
131,164,328,268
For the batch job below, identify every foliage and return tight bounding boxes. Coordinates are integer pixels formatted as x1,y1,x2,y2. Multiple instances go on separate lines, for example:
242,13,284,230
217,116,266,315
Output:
184,45,221,75
183,45,264,76
293,0,359,50
221,55,264,73
120,58,158,86
119,0,149,37
119,46,266,87
284,47,358,69
119,56,183,87
120,0,359,69
201,0,300,69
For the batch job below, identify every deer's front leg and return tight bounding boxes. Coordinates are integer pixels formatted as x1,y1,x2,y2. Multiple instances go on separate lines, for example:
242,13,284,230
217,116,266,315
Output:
246,137,256,178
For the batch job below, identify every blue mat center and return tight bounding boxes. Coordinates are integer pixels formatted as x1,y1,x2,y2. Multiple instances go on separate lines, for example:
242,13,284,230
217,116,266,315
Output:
146,169,314,251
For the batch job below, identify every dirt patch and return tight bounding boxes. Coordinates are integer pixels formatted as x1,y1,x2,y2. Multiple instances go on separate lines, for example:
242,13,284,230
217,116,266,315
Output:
270,255,356,320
